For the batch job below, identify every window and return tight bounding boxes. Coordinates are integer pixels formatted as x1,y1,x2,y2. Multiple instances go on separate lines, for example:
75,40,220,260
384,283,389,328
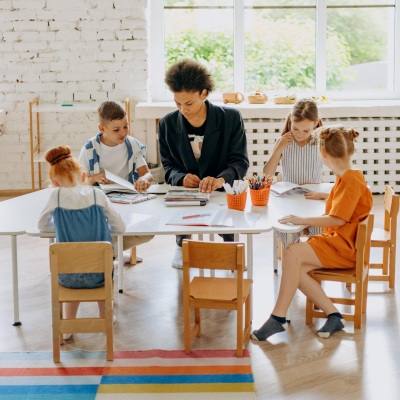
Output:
151,1,399,101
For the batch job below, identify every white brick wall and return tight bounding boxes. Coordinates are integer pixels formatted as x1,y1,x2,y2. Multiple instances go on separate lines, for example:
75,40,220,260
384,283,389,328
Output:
0,0,150,190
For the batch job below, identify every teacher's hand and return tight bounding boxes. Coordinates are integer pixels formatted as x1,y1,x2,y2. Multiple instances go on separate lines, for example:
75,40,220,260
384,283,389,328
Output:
199,177,224,193
183,173,201,188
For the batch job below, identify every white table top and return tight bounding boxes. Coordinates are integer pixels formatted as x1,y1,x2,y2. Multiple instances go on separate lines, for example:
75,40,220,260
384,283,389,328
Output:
14,187,327,237
0,190,51,236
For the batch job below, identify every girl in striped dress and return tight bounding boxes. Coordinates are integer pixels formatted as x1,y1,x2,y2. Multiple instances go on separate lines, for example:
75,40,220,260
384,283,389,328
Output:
264,98,326,195
264,98,327,245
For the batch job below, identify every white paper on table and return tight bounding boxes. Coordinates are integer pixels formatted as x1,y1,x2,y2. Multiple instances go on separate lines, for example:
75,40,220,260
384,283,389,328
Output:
166,209,261,227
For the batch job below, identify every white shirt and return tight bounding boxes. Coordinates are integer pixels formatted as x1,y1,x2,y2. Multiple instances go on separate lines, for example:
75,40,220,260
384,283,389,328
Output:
78,141,146,181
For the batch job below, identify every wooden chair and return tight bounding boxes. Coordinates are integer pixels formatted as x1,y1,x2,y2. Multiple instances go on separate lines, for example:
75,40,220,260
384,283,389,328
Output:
306,214,374,329
49,242,114,362
369,185,399,289
182,240,252,357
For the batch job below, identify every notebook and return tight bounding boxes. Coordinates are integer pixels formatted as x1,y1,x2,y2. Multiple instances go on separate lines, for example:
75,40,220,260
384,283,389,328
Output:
106,192,156,204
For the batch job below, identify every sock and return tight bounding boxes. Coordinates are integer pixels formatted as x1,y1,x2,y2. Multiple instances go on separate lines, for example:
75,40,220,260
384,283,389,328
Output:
271,314,287,324
317,313,345,339
251,314,287,341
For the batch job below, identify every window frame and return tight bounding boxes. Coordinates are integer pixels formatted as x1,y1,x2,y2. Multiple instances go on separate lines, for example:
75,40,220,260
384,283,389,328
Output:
150,1,400,101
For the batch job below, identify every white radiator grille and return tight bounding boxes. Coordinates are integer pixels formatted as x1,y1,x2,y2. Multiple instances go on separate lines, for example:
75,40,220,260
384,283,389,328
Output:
245,117,400,194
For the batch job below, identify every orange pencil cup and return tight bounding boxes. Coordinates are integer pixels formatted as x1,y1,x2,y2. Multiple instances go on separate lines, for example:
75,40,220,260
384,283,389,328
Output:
226,190,247,211
250,187,270,206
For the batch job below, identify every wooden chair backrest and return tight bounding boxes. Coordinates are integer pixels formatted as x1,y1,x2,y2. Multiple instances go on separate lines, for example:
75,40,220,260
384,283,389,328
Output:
50,242,113,275
383,185,399,234
355,214,374,281
182,240,245,272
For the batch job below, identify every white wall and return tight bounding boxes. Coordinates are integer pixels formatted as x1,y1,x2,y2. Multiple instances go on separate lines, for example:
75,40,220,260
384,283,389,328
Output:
0,0,150,190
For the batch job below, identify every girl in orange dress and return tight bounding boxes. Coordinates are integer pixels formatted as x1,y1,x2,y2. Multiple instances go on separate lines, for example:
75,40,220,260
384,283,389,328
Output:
252,125,373,340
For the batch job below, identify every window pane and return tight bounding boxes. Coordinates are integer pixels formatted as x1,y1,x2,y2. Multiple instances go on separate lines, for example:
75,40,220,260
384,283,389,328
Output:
326,5,395,91
244,3,316,93
245,0,315,6
164,0,234,92
327,1,394,5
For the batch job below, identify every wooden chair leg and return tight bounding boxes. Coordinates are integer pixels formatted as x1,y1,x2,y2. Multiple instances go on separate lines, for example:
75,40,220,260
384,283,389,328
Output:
389,246,395,289
195,308,201,337
53,303,61,363
354,281,362,329
305,298,314,324
184,304,191,355
382,247,389,275
237,304,243,358
130,246,137,265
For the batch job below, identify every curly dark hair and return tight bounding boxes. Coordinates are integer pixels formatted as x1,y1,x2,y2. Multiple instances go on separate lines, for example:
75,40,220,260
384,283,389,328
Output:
165,59,215,94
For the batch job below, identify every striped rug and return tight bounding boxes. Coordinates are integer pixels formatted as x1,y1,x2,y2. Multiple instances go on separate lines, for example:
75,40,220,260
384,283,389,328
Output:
0,349,256,399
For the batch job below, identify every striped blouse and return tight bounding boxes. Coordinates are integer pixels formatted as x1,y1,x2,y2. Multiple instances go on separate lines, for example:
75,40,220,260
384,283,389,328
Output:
281,139,323,184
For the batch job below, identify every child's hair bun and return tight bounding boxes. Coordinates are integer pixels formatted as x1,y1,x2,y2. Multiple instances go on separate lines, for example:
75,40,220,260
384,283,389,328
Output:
45,145,72,165
318,126,333,141
347,128,360,141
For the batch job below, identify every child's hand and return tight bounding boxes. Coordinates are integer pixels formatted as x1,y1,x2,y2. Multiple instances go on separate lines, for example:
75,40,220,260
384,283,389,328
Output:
135,178,151,192
278,215,304,225
304,191,328,200
276,132,292,151
91,172,112,185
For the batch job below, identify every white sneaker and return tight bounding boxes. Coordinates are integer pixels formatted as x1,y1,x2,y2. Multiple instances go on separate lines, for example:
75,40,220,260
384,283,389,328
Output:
114,252,143,265
171,246,183,269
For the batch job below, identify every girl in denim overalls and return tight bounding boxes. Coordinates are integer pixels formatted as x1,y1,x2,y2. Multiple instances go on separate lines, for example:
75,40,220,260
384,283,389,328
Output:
38,145,125,340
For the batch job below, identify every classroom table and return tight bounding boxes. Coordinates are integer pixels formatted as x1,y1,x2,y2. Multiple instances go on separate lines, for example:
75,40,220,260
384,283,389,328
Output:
0,190,52,325
4,187,326,325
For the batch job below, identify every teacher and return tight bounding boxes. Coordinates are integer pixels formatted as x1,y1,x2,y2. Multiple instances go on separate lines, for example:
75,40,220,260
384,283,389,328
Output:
158,59,249,269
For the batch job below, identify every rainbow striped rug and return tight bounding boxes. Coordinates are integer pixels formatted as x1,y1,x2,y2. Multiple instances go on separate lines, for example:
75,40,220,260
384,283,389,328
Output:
0,349,256,399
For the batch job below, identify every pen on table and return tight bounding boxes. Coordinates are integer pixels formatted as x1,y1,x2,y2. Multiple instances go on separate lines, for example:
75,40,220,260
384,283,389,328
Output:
182,213,211,219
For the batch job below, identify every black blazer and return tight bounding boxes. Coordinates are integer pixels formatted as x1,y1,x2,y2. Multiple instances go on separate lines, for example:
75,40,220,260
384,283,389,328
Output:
158,101,249,186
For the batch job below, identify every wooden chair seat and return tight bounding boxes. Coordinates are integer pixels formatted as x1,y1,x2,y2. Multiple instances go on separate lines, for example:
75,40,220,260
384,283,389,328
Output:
190,277,252,304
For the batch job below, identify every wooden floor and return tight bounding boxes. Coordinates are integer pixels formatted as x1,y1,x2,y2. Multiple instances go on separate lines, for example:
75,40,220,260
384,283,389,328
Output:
0,194,399,399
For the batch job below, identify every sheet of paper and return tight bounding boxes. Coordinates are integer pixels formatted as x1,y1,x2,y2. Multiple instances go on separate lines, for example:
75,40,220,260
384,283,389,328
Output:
103,169,137,192
165,209,261,227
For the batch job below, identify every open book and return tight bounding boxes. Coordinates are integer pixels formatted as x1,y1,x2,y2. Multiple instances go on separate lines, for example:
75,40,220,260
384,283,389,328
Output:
166,209,261,227
271,182,333,197
100,170,175,195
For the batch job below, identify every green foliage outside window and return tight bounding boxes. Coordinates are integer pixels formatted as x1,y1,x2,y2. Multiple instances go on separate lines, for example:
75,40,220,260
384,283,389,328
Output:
165,18,351,92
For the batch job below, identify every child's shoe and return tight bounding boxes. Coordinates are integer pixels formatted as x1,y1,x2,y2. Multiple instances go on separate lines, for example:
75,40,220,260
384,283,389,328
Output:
171,246,183,269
